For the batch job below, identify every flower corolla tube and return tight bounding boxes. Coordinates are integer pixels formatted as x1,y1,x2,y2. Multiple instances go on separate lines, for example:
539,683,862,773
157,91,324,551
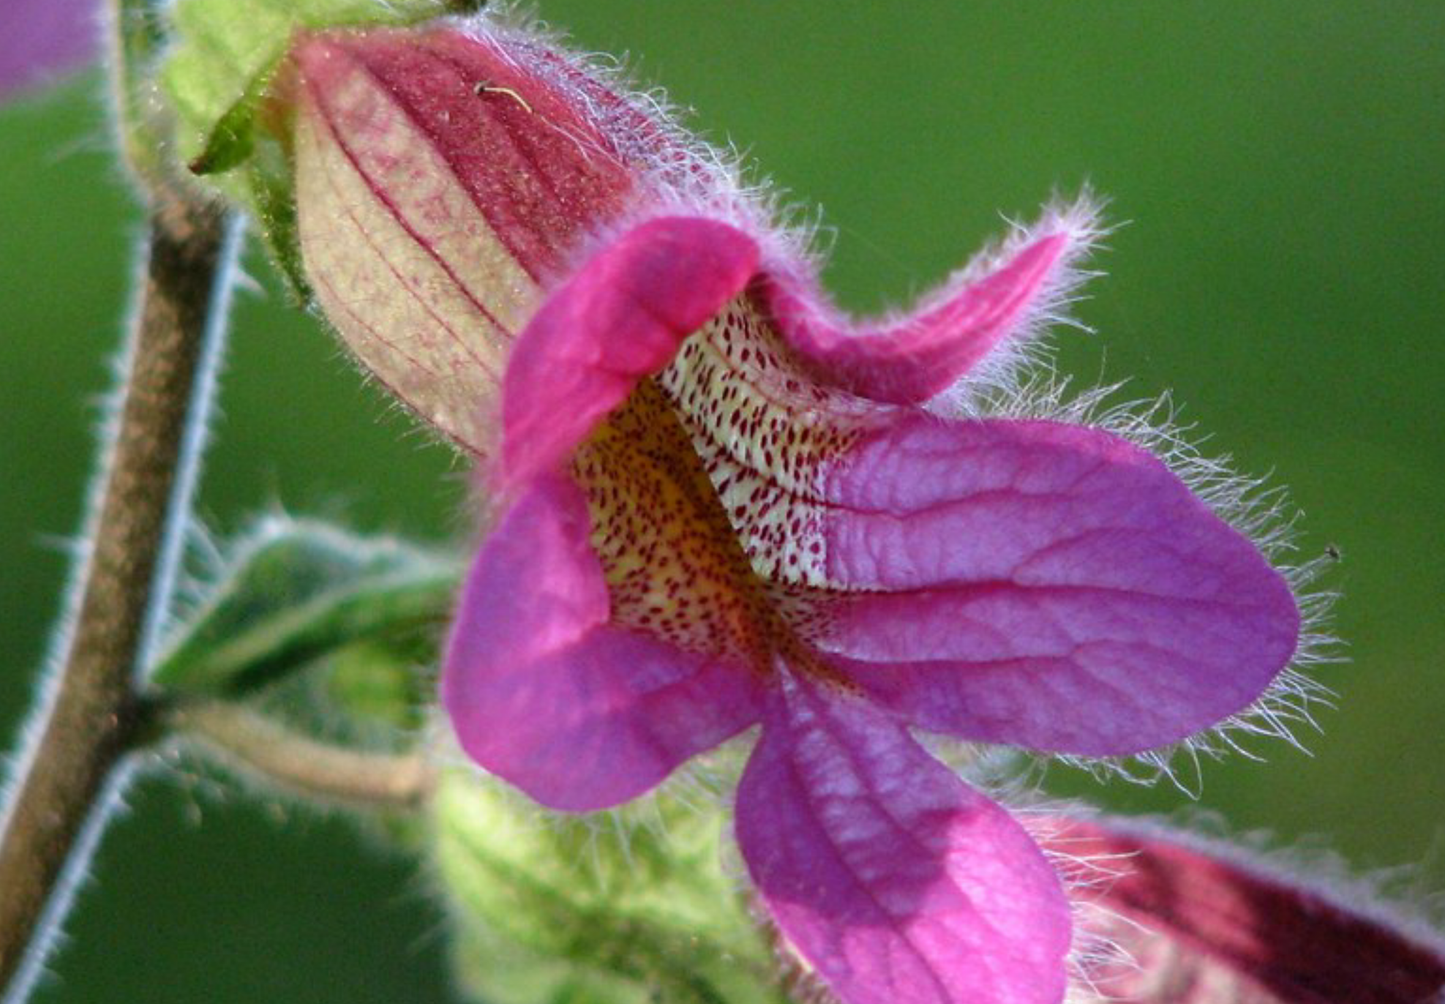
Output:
287,16,1304,1004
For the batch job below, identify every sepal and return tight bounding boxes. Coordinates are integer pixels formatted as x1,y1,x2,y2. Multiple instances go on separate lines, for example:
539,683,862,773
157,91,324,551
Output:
160,0,476,288
163,0,467,170
431,770,796,1004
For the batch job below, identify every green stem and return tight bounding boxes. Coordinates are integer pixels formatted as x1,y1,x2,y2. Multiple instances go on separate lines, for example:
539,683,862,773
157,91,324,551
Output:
108,0,172,189
165,700,437,810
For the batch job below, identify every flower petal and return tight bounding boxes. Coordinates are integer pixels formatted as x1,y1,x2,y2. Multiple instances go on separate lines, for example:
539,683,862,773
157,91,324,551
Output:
759,210,1089,404
735,673,1070,1004
0,0,94,96
1040,816,1445,1004
797,414,1299,755
442,472,763,811
500,216,760,489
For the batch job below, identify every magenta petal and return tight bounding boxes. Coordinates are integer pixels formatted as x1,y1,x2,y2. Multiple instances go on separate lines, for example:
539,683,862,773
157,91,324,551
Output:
760,227,1076,404
442,473,763,811
500,216,759,489
0,0,95,96
735,674,1070,1004
812,414,1298,754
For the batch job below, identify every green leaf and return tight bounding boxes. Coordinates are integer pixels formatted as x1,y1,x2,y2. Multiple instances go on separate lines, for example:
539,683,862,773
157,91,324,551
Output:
245,135,313,302
186,87,261,176
432,772,797,1004
150,518,460,696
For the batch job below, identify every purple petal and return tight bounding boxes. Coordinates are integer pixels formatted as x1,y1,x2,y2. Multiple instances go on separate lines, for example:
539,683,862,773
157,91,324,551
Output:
759,213,1087,404
805,414,1298,755
0,0,95,97
500,216,759,489
442,472,763,811
1041,816,1445,1004
735,673,1070,1004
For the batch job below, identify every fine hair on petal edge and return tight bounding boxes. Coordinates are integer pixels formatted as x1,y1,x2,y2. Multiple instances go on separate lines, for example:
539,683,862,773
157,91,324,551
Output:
963,357,1340,792
928,189,1113,416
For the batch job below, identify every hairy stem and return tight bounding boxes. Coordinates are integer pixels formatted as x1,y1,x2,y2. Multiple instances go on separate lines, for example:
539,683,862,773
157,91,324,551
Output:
0,195,237,998
166,700,437,810
0,0,247,993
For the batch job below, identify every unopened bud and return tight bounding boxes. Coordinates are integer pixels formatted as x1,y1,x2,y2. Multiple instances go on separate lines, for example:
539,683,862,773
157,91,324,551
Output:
287,22,663,453
1038,816,1445,1004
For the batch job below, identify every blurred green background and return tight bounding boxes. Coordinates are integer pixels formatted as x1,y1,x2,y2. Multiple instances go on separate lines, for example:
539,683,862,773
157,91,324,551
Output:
2,2,1442,1001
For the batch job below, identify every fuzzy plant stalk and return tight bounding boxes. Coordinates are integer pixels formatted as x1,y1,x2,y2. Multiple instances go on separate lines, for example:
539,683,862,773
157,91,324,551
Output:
0,0,243,995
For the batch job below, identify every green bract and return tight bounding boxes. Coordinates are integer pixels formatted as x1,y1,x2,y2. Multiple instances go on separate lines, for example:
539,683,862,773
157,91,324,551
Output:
151,518,458,697
432,772,797,1004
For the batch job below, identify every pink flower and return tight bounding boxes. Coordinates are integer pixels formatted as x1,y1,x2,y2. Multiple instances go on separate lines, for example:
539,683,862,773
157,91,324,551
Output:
289,17,1301,1004
0,0,96,97
1037,815,1445,1003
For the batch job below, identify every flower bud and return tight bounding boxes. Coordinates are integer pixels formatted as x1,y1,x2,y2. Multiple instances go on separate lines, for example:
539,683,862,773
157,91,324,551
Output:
1038,816,1445,1004
288,22,665,453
